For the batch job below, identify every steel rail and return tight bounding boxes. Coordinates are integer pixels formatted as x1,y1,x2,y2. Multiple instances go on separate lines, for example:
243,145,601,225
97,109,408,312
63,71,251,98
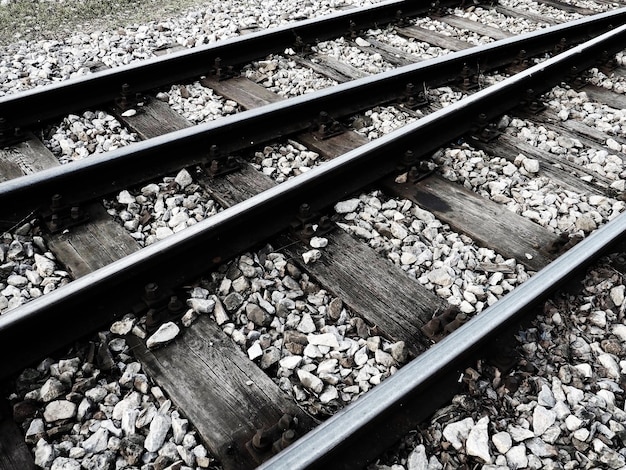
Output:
0,8,624,226
0,24,625,379
0,0,461,129
258,197,626,470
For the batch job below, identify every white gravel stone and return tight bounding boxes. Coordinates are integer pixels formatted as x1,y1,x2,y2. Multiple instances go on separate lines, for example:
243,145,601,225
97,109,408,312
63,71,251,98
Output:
506,445,528,469
427,268,453,286
175,168,193,188
532,405,556,436
297,369,324,394
492,431,512,454
407,444,429,470
40,377,65,402
34,439,55,468
110,315,135,335
610,285,625,306
443,418,474,450
187,297,215,314
334,199,360,214
279,355,302,370
509,425,534,442
34,253,56,277
319,386,339,404
144,412,172,452
82,428,109,454
310,237,328,249
146,322,180,348
307,333,339,349
302,249,322,264
466,416,491,463
44,400,77,422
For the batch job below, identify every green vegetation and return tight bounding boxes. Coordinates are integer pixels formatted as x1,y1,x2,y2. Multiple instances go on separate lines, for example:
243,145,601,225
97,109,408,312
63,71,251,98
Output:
0,0,209,47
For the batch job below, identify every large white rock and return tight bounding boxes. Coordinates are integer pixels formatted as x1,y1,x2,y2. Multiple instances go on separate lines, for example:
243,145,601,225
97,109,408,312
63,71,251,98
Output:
533,405,556,436
506,445,528,469
279,355,302,370
175,168,193,188
144,413,172,452
611,286,625,307
146,322,180,349
81,428,109,454
297,369,323,393
334,198,360,214
407,444,429,470
492,431,512,454
43,400,76,422
466,416,492,463
443,417,474,450
34,253,56,277
307,333,339,349
427,268,453,286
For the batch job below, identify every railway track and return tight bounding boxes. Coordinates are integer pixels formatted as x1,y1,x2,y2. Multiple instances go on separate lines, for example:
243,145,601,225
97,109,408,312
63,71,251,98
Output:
2,0,626,468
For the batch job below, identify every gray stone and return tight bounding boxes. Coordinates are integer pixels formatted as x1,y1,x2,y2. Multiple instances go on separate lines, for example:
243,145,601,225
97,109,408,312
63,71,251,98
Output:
223,292,244,312
171,412,188,444
25,418,45,445
146,322,180,349
509,425,534,442
525,437,557,457
110,315,136,335
389,341,407,363
120,435,144,466
407,444,429,470
34,439,56,468
144,412,172,452
427,268,453,286
187,297,215,314
538,384,556,408
492,431,512,454
212,297,230,325
261,347,281,369
44,400,76,422
51,456,81,470
443,417,474,450
466,416,492,463
246,303,270,327
610,286,625,307
297,369,324,393
297,313,316,334
335,198,360,214
7,274,28,287
175,168,193,188
40,377,65,402
533,405,556,436
506,445,528,469
82,427,109,454
34,253,56,277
